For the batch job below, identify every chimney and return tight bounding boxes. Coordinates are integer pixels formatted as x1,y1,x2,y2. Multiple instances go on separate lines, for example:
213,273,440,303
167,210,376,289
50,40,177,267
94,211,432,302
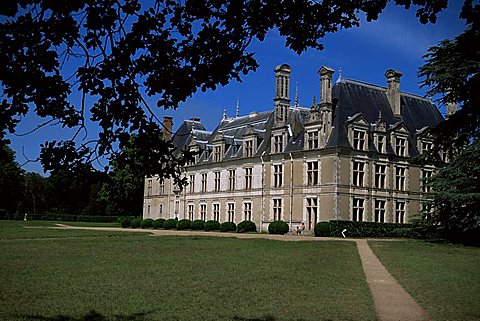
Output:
163,116,173,141
274,64,292,102
385,69,403,117
318,66,334,105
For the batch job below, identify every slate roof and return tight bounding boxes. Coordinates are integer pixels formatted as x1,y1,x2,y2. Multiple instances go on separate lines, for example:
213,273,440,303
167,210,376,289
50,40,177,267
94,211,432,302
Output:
170,76,444,161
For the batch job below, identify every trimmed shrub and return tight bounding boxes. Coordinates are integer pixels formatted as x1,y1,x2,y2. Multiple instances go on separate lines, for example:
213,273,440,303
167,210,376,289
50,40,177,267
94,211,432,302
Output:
77,215,118,223
42,213,77,222
177,219,192,230
153,218,166,229
317,220,413,238
237,220,257,233
219,222,236,232
118,216,134,228
314,221,331,237
141,218,154,229
191,220,205,230
163,219,178,230
130,218,142,229
204,220,220,231
268,220,289,235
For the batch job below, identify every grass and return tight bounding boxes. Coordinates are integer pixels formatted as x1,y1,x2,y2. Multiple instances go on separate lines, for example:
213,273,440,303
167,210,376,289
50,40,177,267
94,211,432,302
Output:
0,220,148,239
0,225,376,321
369,240,480,321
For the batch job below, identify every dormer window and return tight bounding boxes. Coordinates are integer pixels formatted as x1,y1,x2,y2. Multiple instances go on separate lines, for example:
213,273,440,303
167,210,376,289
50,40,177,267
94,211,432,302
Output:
273,134,284,153
421,141,432,154
353,129,367,150
244,140,253,157
306,130,319,150
375,134,386,153
395,137,407,156
213,145,222,162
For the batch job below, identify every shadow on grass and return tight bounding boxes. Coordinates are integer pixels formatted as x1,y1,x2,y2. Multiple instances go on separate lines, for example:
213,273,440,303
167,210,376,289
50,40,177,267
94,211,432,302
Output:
23,310,152,321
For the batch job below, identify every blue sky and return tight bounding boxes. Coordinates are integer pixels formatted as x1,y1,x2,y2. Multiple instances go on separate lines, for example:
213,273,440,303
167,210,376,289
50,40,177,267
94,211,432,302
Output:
8,1,467,174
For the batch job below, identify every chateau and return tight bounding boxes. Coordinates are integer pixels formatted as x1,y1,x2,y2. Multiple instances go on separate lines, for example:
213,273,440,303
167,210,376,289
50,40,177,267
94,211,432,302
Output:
143,64,447,232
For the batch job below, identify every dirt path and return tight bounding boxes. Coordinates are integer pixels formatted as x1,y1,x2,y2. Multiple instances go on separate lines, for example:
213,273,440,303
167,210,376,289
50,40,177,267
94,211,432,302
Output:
52,224,430,321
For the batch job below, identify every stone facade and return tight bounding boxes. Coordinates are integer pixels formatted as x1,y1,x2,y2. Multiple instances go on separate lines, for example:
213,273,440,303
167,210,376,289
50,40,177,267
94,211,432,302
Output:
143,64,443,231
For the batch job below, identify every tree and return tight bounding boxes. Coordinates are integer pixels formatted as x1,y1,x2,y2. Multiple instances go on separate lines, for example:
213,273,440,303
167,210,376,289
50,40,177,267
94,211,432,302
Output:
0,141,24,214
0,0,460,184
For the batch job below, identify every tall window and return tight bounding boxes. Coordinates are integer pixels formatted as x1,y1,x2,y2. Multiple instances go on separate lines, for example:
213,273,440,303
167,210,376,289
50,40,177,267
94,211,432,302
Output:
147,204,151,217
244,202,252,221
159,204,163,215
306,197,318,230
214,171,221,192
352,161,365,187
159,181,165,195
245,167,252,190
421,141,433,154
395,201,406,223
245,140,253,157
374,199,386,223
374,164,386,189
395,137,407,156
307,131,319,149
200,204,207,221
213,203,220,221
307,161,319,186
273,134,284,153
353,130,366,150
147,179,152,196
273,164,283,188
214,145,222,162
421,169,433,193
188,204,194,221
273,199,282,221
395,167,406,191
229,169,236,191
201,173,207,193
353,198,364,221
227,203,235,222
377,135,385,153
189,174,195,194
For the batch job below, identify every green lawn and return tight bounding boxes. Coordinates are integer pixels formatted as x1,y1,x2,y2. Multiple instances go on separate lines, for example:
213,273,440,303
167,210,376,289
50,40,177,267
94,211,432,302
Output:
0,229,376,321
369,240,480,321
0,220,147,239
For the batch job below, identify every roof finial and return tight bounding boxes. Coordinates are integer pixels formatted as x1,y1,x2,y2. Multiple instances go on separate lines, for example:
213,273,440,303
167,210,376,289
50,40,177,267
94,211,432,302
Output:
336,67,343,83
295,82,299,108
236,97,239,117
311,96,317,110
378,110,382,120
223,108,227,120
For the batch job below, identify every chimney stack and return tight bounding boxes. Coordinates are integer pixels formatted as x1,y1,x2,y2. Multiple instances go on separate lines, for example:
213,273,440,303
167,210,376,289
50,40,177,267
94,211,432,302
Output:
385,69,403,117
318,66,334,105
163,116,173,141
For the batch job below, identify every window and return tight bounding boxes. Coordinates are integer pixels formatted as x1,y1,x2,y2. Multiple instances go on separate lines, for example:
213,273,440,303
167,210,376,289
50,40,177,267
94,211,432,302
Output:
273,134,284,153
188,204,194,221
201,173,207,193
273,199,282,221
307,131,319,149
174,198,179,215
395,137,407,156
353,130,366,150
353,198,364,221
231,145,238,155
395,167,406,191
214,145,222,162
374,164,387,189
189,174,195,194
245,167,252,190
147,179,152,196
227,203,235,222
244,202,252,221
214,171,221,192
159,181,165,195
395,201,406,223
213,203,220,221
200,204,207,221
421,141,433,154
377,135,385,153
374,199,386,223
273,164,283,188
147,204,151,217
352,161,365,187
306,161,319,185
421,169,433,193
159,204,163,215
306,197,318,230
229,169,236,191
245,140,253,157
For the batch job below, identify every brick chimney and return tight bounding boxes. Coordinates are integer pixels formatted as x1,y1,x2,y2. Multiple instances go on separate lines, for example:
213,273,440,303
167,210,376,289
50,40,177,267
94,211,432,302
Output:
163,116,173,141
385,69,403,117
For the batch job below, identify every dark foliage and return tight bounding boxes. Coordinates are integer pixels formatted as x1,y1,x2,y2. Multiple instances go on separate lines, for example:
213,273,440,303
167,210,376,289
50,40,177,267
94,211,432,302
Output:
153,218,165,229
177,219,191,230
219,222,236,232
140,218,154,229
163,218,177,230
118,216,134,228
268,221,289,235
314,222,331,237
130,218,142,229
191,220,205,231
237,220,257,233
315,220,413,238
204,220,220,231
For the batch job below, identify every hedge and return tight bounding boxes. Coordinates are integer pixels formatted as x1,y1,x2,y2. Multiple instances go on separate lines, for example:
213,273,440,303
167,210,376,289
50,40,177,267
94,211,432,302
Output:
153,218,166,229
237,220,257,233
118,216,134,228
268,220,289,235
204,220,220,231
130,218,142,229
191,220,205,230
219,222,236,232
141,218,154,229
314,220,413,238
177,219,192,230
163,219,178,230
